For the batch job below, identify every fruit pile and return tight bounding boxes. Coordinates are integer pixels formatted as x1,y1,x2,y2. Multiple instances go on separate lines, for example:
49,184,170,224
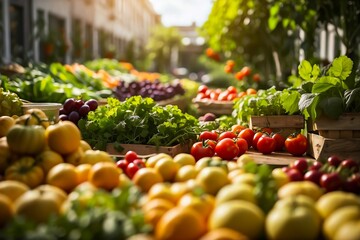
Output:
113,79,185,102
195,85,257,102
59,98,98,125
282,157,360,193
190,125,309,162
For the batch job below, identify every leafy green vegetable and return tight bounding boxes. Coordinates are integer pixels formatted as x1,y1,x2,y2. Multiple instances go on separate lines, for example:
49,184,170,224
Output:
233,87,301,125
78,96,200,150
296,55,359,120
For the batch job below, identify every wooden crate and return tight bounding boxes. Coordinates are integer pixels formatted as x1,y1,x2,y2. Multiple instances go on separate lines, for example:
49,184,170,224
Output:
106,142,192,157
307,133,360,162
192,99,234,116
310,113,360,139
157,95,188,112
249,115,305,137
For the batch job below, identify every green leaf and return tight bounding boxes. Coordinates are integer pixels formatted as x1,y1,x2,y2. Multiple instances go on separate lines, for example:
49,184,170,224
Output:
298,60,313,81
268,16,279,31
329,55,353,80
280,90,300,114
311,64,320,81
312,76,341,93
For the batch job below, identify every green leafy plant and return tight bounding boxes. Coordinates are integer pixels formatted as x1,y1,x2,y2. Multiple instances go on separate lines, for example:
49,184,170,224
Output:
78,96,200,150
233,87,301,125
297,55,360,120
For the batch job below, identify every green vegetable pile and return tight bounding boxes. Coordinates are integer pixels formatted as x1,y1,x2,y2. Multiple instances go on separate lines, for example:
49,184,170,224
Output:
1,63,111,103
78,96,200,150
0,186,151,240
233,87,301,125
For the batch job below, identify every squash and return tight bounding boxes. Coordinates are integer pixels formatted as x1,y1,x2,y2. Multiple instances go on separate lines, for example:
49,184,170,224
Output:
6,125,46,155
15,109,50,129
5,156,44,188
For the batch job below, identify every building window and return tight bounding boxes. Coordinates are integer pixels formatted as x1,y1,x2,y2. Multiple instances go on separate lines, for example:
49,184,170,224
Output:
9,4,24,62
71,18,82,61
84,23,93,60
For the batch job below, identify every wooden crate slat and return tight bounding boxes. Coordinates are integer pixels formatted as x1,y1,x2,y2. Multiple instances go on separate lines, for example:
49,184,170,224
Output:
307,133,360,162
313,113,360,131
250,115,305,129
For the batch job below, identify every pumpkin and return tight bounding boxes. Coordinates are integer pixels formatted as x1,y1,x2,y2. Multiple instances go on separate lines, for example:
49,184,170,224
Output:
6,124,46,155
5,156,44,188
15,109,50,129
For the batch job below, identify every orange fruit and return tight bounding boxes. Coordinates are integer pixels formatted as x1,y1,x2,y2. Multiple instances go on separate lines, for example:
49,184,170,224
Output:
143,198,175,213
0,194,14,227
154,158,180,182
64,147,84,166
88,162,120,191
199,228,249,240
36,150,64,174
175,165,198,182
178,192,215,221
148,183,177,204
76,164,92,184
46,163,80,192
0,180,29,202
132,168,163,192
246,88,257,95
80,140,92,151
155,207,206,240
45,121,81,155
196,167,229,195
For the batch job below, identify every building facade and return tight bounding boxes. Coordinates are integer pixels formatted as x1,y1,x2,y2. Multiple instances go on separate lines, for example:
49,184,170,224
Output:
0,0,160,64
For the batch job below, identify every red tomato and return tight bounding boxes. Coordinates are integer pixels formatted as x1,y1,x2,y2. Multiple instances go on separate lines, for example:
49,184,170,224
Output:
285,133,308,156
210,91,220,100
190,141,215,161
227,86,237,94
252,73,261,82
231,124,246,135
226,60,235,68
199,131,218,141
195,93,206,100
126,159,145,179
198,85,208,94
238,128,255,147
215,138,239,160
218,131,237,141
272,133,286,151
224,65,233,73
252,132,263,150
227,93,237,101
218,91,230,101
261,128,273,134
235,138,248,156
240,66,251,76
257,135,276,154
235,71,245,81
116,159,129,172
125,151,138,163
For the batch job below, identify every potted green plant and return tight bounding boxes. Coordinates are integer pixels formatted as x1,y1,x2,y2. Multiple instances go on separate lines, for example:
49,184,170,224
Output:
296,55,360,138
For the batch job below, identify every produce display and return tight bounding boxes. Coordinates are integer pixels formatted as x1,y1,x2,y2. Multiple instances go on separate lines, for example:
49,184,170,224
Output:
78,96,202,151
0,54,359,239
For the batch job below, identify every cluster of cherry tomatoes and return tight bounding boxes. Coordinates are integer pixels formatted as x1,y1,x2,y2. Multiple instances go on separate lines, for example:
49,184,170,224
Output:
195,85,257,102
116,151,145,179
282,157,360,194
224,60,261,82
190,125,309,161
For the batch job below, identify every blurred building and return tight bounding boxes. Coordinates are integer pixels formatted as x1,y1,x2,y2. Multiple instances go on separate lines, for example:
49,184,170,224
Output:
0,0,160,64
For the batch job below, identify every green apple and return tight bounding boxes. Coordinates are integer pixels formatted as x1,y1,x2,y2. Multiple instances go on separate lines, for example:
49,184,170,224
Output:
334,220,360,240
266,195,321,240
323,205,360,240
316,191,360,219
